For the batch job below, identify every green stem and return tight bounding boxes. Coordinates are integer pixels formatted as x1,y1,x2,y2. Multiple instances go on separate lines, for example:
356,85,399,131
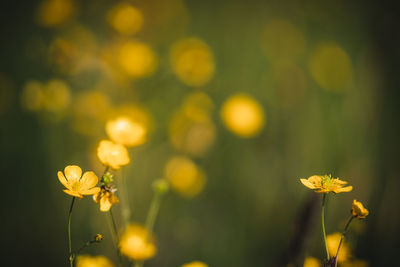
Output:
334,215,354,267
145,191,162,241
68,197,76,267
321,193,330,261
108,208,123,266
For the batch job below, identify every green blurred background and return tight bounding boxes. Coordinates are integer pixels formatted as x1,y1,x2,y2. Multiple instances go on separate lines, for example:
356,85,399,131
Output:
1,0,399,266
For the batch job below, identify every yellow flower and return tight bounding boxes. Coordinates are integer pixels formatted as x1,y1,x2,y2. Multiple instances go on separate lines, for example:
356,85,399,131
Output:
57,165,100,198
97,140,130,170
300,174,353,194
119,224,156,261
220,93,266,138
164,156,206,198
93,188,120,212
351,200,369,219
303,257,321,267
106,116,147,147
76,254,115,267
327,232,351,263
182,261,209,267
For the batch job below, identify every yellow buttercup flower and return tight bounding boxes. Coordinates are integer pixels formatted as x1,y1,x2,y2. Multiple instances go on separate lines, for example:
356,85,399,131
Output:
76,254,115,267
93,188,120,212
182,261,209,267
351,200,369,219
300,174,353,194
220,93,265,138
57,165,100,198
97,140,130,170
107,3,143,36
327,232,351,263
119,224,156,260
303,257,321,267
106,116,147,147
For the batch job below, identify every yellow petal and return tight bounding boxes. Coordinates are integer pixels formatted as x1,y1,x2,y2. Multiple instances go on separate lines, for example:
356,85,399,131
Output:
333,185,353,193
79,171,99,190
300,178,317,189
64,165,82,182
334,178,348,185
57,171,69,189
308,175,322,184
80,187,101,195
63,189,83,198
100,196,112,212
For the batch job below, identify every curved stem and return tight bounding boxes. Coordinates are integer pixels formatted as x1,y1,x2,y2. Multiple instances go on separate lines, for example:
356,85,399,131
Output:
321,193,330,261
68,197,76,267
145,192,162,242
334,215,354,267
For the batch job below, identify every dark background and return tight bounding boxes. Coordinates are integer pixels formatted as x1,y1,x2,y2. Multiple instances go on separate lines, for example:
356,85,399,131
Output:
1,0,399,266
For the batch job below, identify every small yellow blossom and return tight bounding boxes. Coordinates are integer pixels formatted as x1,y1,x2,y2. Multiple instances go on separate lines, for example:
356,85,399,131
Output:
57,165,100,198
95,234,103,242
93,188,120,212
351,200,369,219
119,224,156,260
303,257,321,267
107,3,143,36
300,174,353,194
220,93,265,138
76,254,115,267
327,232,351,263
106,116,147,147
97,140,130,170
182,261,209,267
164,156,206,198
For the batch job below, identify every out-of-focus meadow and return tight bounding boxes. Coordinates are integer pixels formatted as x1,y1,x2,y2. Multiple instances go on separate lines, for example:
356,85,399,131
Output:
1,0,400,266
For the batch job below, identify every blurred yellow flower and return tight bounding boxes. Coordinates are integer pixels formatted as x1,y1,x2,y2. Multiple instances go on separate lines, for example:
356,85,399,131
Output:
220,93,265,138
351,200,369,219
164,156,206,198
170,38,215,87
118,41,157,78
21,80,45,111
182,261,209,267
107,3,143,36
303,257,321,267
309,43,353,92
120,224,156,260
169,92,216,157
327,232,351,263
106,117,147,147
36,0,76,27
93,188,120,212
300,174,353,194
76,254,115,267
42,79,71,112
57,165,100,198
97,140,130,170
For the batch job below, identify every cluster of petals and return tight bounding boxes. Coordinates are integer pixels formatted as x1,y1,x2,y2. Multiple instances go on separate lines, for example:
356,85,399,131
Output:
119,224,156,260
93,188,120,212
351,199,369,219
300,174,353,194
58,165,100,198
97,139,130,170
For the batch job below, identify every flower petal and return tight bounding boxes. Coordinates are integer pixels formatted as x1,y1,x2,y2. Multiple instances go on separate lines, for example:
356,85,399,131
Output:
63,189,83,198
334,178,348,185
64,165,82,182
308,175,322,185
80,171,99,190
80,187,101,195
100,196,112,212
333,185,353,193
300,178,317,189
57,171,69,189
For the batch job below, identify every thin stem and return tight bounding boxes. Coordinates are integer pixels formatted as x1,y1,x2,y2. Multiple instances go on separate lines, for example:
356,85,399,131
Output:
145,191,162,242
321,193,330,261
334,215,354,267
68,197,76,267
108,208,123,266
